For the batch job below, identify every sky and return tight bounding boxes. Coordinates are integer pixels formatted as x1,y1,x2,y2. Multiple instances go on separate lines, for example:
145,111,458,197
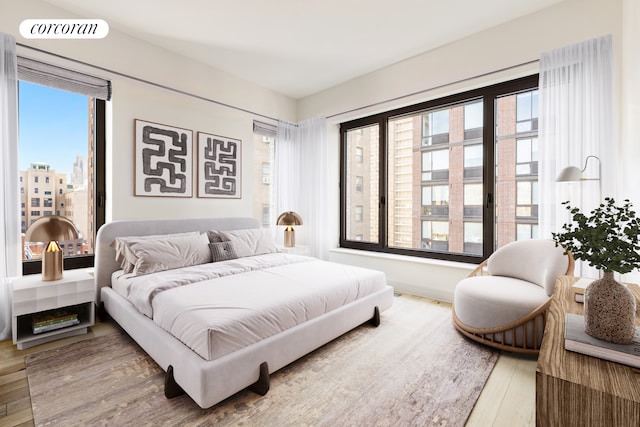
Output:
18,81,89,178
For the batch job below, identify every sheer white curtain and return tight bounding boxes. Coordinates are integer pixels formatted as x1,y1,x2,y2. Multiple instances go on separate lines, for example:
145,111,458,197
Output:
274,117,328,259
538,34,615,277
1,33,21,341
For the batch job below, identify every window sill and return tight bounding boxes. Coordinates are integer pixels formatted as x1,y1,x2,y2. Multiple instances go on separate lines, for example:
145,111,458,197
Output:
330,247,474,270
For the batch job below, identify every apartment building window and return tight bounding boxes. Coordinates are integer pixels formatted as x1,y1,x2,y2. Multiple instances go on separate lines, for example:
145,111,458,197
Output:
464,222,483,255
516,90,539,132
422,109,449,146
516,138,538,176
464,101,483,140
18,58,108,273
464,144,483,179
422,185,449,216
422,220,449,251
340,75,538,263
463,184,483,218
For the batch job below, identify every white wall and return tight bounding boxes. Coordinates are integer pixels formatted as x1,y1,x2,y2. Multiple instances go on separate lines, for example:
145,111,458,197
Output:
2,0,634,302
0,0,297,222
299,0,624,301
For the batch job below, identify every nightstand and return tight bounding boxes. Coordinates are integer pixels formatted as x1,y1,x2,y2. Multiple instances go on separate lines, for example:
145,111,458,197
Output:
11,269,96,350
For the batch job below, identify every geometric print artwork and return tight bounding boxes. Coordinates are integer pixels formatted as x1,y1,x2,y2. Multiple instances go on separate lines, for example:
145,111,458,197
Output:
134,119,193,197
197,132,242,198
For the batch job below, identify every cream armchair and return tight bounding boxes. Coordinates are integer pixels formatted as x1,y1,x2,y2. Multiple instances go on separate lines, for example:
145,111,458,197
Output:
452,239,574,354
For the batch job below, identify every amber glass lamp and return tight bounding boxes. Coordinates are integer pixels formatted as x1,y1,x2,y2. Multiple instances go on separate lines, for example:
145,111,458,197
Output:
25,216,78,281
276,211,303,247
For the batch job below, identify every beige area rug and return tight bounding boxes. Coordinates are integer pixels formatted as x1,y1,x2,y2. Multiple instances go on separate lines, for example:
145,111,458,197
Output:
25,295,498,427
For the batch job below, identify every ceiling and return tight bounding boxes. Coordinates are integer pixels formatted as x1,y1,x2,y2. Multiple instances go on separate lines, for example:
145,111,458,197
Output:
42,0,563,99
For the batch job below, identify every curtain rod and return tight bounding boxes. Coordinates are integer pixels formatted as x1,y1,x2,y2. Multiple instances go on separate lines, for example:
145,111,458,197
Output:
326,59,540,119
17,43,538,124
16,42,280,123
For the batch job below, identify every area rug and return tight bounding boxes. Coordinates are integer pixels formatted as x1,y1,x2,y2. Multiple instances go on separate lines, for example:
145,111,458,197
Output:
25,295,498,426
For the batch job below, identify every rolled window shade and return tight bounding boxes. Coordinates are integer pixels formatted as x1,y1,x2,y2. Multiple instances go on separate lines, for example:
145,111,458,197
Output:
253,120,277,138
17,56,111,100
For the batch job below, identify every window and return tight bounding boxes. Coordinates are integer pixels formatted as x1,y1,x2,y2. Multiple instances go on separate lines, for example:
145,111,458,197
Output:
252,126,274,227
422,109,449,145
355,176,363,192
463,184,483,218
464,222,483,255
422,185,449,216
343,124,379,244
340,75,538,263
516,90,539,132
19,81,106,273
464,101,483,140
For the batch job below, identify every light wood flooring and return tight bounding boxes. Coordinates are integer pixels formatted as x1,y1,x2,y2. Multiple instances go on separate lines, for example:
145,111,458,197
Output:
0,296,536,427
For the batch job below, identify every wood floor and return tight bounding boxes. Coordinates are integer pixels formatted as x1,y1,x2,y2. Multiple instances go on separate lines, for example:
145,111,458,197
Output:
0,297,536,427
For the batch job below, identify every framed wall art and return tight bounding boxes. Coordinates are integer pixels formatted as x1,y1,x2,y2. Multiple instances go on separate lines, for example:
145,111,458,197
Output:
134,119,193,197
197,132,242,199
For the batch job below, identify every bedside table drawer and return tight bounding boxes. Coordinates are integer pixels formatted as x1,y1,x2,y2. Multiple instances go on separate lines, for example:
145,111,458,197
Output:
13,280,95,316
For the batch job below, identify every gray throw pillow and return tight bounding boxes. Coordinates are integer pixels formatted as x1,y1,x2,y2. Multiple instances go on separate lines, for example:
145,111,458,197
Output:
209,241,238,262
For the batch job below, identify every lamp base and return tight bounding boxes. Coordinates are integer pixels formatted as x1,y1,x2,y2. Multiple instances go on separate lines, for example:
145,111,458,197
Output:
42,244,63,281
284,229,295,247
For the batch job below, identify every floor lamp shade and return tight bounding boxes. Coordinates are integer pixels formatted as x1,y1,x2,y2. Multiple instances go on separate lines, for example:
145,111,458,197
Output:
277,211,303,247
25,216,79,281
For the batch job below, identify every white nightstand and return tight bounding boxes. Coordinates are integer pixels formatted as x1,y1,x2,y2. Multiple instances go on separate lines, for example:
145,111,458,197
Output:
11,269,96,350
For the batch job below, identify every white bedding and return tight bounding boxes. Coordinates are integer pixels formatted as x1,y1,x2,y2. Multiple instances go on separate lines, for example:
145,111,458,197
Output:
112,253,387,361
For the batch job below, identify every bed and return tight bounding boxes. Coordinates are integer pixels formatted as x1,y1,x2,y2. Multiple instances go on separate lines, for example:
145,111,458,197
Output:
95,217,394,409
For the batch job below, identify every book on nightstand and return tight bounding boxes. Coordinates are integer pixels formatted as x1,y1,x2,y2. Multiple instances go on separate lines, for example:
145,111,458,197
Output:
571,278,594,303
32,310,79,334
564,313,640,368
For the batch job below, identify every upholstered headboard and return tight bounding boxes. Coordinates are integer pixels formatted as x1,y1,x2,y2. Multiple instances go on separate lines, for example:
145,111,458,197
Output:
94,217,261,303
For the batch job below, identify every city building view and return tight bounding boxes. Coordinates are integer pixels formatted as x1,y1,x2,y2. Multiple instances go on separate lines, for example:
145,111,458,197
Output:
20,97,95,260
344,89,539,256
252,134,274,227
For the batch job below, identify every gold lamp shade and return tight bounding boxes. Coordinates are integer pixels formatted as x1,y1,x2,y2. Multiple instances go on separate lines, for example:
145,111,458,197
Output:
25,216,78,281
277,211,303,247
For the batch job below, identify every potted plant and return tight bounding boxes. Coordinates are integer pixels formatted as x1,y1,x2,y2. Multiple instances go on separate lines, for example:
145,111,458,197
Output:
553,197,640,344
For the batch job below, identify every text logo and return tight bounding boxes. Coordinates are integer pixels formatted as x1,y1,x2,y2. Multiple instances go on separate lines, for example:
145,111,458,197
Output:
20,19,109,39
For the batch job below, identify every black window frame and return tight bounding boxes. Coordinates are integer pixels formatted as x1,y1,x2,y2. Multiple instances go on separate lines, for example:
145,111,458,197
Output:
22,98,106,275
339,74,539,264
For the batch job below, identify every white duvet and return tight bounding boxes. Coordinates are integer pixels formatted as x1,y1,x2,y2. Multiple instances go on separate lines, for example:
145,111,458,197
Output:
112,254,387,361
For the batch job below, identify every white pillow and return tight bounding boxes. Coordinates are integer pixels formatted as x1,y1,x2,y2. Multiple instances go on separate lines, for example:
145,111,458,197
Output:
111,231,200,273
217,228,279,258
127,233,212,275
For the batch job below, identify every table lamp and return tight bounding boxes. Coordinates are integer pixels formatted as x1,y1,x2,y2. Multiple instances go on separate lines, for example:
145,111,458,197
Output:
25,216,78,281
277,211,303,247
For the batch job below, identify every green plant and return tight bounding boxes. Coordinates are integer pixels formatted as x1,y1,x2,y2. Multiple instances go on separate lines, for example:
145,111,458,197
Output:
552,197,640,274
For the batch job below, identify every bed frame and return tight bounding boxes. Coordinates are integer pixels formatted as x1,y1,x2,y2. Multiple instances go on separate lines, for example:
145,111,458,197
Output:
94,217,394,409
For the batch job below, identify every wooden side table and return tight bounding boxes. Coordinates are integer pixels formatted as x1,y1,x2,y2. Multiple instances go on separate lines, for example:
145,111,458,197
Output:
536,276,640,426
11,269,96,350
